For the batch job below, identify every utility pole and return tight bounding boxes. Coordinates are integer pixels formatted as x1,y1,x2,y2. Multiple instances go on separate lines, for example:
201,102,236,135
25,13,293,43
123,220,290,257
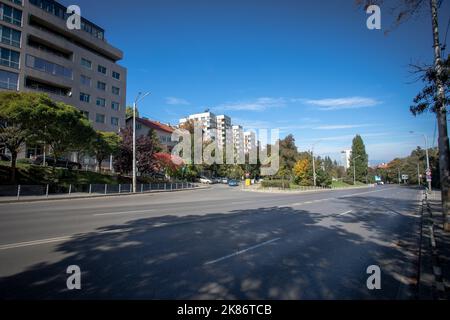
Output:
418,163,421,187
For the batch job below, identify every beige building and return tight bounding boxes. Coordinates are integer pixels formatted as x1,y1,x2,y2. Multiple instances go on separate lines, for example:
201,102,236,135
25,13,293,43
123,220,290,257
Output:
0,0,127,136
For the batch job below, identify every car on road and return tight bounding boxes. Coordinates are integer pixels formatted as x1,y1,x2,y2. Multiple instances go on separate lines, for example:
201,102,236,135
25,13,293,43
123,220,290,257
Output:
33,156,82,170
220,177,229,184
199,176,213,184
228,179,239,187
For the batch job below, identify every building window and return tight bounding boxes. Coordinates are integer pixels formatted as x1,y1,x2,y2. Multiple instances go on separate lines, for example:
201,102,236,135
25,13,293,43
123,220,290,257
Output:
0,3,22,26
80,75,91,87
96,113,105,124
136,123,142,130
81,58,92,69
26,54,73,78
0,47,19,69
96,97,106,107
81,110,89,119
112,71,120,80
8,0,23,5
111,117,119,126
0,25,21,47
0,69,18,90
112,86,120,95
98,65,107,75
80,92,90,103
97,81,106,91
111,101,120,111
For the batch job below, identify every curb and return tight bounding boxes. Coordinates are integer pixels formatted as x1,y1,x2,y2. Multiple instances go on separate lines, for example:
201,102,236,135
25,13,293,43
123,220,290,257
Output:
242,185,374,194
0,185,211,205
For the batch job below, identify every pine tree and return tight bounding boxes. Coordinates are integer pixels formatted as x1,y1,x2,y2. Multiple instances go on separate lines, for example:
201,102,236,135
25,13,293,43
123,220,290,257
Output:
347,135,369,184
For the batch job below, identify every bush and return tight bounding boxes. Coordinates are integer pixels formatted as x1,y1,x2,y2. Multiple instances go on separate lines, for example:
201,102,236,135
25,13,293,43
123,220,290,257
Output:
261,179,290,188
17,158,32,165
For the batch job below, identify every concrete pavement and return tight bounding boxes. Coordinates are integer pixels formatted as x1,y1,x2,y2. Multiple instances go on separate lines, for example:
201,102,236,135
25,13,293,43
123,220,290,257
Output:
0,185,422,299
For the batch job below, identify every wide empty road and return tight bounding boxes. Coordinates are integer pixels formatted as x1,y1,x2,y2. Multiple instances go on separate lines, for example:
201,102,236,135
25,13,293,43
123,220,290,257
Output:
0,185,422,299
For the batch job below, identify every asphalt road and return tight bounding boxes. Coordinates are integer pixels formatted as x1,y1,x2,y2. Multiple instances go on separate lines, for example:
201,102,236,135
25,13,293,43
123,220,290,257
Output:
0,184,422,299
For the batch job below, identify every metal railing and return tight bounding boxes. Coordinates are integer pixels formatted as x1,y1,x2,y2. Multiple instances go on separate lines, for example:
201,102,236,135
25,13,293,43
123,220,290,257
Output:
0,182,199,201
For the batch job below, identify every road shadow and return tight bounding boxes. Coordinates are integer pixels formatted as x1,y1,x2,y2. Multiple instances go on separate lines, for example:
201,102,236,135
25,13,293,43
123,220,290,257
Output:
0,199,421,300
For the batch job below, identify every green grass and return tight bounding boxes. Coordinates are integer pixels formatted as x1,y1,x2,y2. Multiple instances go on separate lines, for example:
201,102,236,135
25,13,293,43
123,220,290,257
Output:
0,161,130,186
331,180,367,188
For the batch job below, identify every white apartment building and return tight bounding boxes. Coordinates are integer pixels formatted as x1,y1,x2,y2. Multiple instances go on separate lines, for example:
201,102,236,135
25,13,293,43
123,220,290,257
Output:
342,149,352,169
244,131,257,154
232,125,244,155
179,111,217,141
216,115,232,149
179,112,260,156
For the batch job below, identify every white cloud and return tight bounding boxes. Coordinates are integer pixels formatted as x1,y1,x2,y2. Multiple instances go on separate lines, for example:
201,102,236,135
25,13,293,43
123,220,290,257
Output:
165,97,190,105
313,124,374,130
305,97,381,110
217,97,286,111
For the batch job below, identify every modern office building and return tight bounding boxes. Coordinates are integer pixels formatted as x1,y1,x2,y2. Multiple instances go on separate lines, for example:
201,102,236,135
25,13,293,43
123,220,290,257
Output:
0,0,127,134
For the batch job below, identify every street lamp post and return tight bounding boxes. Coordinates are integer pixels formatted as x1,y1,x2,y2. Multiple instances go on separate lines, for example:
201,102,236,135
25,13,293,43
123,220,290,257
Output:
410,131,431,192
133,92,151,193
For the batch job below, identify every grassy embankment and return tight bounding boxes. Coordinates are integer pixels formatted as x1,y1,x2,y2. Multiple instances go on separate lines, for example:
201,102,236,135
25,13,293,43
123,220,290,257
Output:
0,161,130,186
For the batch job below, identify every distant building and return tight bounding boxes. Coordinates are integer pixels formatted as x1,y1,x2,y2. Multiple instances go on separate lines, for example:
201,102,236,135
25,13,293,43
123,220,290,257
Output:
126,117,176,152
179,112,260,157
232,125,244,155
342,149,352,169
216,115,232,149
244,131,256,154
179,111,217,142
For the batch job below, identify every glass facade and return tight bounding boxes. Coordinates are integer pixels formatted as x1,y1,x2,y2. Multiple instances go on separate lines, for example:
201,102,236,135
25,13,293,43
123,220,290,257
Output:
95,113,105,123
26,54,73,79
80,92,90,103
0,69,18,90
0,47,20,69
0,25,21,48
0,3,22,26
29,0,105,40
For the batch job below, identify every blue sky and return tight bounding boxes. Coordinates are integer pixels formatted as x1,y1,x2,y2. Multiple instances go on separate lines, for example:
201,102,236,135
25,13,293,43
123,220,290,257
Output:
61,0,449,163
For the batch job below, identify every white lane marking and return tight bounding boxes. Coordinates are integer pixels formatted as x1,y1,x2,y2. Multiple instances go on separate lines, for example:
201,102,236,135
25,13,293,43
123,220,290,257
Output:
336,210,352,217
0,229,129,251
0,236,72,250
92,209,155,216
204,238,281,265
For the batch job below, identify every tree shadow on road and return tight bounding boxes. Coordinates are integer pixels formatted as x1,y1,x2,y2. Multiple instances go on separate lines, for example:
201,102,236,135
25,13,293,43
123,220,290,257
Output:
0,201,421,300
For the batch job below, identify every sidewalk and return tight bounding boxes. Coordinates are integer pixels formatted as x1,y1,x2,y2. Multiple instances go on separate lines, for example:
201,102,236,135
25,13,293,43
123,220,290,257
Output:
418,190,450,299
0,184,209,204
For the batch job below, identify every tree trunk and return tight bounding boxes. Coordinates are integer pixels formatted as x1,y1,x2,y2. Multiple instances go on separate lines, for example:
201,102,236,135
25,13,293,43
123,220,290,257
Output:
97,158,103,173
10,151,17,184
430,0,450,231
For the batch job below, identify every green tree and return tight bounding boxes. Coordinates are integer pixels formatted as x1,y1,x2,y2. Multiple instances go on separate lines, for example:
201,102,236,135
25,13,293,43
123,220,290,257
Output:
278,134,299,178
90,131,120,172
125,106,139,119
347,135,369,184
357,0,450,229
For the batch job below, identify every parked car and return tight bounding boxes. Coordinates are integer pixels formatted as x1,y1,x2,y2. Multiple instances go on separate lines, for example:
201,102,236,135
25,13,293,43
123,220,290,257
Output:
199,176,213,184
221,177,229,184
228,179,239,187
0,154,11,162
33,156,82,170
